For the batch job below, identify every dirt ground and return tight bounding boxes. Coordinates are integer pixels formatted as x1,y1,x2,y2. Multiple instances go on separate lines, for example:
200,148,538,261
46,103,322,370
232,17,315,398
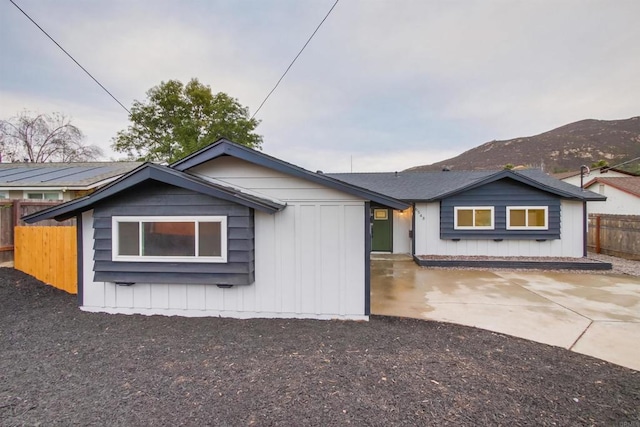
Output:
1,268,638,426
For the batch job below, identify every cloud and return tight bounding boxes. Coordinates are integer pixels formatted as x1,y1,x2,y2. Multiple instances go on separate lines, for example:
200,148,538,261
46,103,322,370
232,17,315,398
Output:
1,0,638,172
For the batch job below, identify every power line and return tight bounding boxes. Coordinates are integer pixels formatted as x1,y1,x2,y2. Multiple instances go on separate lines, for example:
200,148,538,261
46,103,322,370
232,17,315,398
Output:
609,156,640,170
8,0,131,115
251,0,340,120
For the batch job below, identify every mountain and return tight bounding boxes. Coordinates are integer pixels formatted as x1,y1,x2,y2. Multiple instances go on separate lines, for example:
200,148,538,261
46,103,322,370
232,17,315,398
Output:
407,116,640,173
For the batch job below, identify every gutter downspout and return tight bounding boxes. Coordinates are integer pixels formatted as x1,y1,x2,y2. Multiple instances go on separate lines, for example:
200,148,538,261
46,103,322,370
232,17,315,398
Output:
411,203,416,258
580,165,590,258
76,213,84,307
364,201,371,316
583,201,588,257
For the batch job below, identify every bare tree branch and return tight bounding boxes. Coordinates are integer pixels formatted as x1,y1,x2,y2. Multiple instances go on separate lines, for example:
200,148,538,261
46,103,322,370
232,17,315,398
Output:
0,111,104,162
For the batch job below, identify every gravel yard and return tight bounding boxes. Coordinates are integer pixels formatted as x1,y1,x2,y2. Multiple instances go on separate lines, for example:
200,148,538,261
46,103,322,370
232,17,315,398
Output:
589,253,640,277
1,267,638,426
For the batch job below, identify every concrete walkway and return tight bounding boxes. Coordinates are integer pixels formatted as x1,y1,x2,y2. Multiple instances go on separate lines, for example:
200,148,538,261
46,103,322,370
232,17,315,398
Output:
371,259,640,371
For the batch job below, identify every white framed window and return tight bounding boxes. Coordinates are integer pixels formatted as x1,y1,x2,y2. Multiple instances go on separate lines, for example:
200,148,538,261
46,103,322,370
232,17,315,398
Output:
0,191,8,199
507,206,548,230
24,191,62,200
454,206,494,230
112,216,227,263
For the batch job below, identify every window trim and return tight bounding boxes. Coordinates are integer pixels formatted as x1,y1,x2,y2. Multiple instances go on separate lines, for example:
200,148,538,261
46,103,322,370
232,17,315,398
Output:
373,208,388,220
453,206,495,230
23,191,63,200
0,191,8,200
506,206,549,230
111,216,228,263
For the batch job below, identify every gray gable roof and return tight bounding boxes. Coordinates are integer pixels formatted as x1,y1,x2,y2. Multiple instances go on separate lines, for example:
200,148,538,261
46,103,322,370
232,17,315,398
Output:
22,163,286,223
328,169,606,202
171,139,410,210
0,162,142,188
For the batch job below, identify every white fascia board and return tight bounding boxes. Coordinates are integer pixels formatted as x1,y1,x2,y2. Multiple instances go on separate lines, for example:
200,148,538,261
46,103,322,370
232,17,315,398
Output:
0,186,67,191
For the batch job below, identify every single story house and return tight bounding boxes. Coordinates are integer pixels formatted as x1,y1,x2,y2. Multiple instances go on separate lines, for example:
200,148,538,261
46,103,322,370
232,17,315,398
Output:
582,176,640,215
553,166,638,188
554,166,639,216
23,140,605,320
0,161,142,201
24,140,408,320
328,169,606,264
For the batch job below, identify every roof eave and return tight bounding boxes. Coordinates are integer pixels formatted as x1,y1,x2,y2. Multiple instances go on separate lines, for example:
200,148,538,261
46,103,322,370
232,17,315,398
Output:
432,170,597,201
172,139,410,210
0,175,122,192
22,163,286,223
585,180,640,199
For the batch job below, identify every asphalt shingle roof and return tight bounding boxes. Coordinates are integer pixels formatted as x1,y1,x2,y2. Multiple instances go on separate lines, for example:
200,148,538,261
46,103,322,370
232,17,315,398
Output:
327,169,604,201
22,163,287,223
585,177,640,198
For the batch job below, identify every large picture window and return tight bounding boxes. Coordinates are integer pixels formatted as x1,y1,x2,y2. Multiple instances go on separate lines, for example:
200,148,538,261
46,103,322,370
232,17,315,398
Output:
454,207,494,230
507,207,548,230
112,216,227,263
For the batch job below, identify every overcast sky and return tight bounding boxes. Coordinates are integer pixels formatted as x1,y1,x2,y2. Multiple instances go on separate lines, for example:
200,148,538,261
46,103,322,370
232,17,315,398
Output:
1,0,638,172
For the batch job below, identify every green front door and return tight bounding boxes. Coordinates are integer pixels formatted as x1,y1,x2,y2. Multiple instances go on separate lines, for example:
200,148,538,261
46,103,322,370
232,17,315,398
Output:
371,208,392,252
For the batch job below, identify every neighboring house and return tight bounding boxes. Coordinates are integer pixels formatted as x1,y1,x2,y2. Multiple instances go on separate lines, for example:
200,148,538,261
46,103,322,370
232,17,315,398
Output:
23,140,604,320
328,169,605,260
553,167,638,188
0,162,142,201
582,177,640,215
23,140,408,320
554,167,639,216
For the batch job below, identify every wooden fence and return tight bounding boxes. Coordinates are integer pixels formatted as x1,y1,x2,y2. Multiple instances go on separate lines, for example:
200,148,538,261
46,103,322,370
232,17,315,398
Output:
14,226,77,294
0,200,73,263
588,214,640,260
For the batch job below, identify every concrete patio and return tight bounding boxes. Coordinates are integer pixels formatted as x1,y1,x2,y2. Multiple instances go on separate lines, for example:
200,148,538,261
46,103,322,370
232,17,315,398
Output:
371,259,640,371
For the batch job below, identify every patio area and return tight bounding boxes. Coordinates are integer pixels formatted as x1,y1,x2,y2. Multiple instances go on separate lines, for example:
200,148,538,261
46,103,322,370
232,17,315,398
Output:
371,258,640,371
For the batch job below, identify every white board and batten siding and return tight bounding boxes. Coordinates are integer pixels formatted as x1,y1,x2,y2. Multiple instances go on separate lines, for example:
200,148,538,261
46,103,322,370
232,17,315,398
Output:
414,200,584,258
586,185,640,216
81,157,368,320
392,208,412,254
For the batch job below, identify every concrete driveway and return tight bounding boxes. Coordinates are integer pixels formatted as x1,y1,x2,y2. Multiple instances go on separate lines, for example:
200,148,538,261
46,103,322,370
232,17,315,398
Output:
371,259,640,371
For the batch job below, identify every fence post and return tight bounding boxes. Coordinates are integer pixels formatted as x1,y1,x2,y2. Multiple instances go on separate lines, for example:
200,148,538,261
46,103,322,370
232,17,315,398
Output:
12,199,20,227
595,215,601,254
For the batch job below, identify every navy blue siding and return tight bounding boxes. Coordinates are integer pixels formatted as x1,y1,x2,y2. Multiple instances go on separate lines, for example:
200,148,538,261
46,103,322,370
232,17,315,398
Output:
440,179,561,240
92,181,255,285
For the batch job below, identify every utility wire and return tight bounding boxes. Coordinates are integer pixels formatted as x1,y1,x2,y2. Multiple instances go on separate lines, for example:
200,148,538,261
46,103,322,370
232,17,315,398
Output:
251,0,340,119
9,0,132,115
608,156,640,170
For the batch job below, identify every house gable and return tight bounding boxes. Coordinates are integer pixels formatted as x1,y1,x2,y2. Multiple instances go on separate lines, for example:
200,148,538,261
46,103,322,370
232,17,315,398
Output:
92,181,255,286
584,177,640,198
440,178,561,240
22,163,285,224
172,139,409,210
189,156,368,202
435,169,602,201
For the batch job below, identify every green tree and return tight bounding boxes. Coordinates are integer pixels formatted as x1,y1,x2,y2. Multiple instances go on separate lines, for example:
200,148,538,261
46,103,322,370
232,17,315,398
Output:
112,79,262,163
591,159,609,169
